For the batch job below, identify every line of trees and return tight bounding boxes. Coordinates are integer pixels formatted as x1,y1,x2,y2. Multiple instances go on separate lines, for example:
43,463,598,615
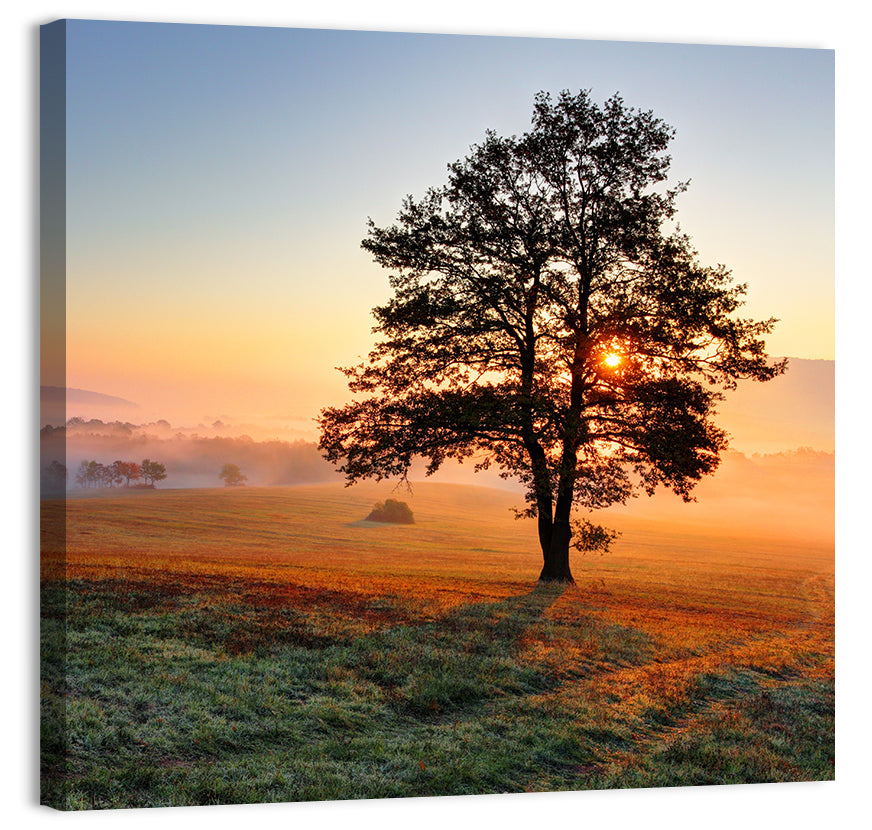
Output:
74,458,167,489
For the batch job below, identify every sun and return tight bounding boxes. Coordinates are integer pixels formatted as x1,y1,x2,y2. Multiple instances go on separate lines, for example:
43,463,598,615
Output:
603,353,622,368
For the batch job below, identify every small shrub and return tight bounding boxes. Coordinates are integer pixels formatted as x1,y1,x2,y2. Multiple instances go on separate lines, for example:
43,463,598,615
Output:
365,499,414,525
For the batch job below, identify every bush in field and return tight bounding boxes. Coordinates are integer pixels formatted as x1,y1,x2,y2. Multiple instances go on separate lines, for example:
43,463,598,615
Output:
365,499,414,524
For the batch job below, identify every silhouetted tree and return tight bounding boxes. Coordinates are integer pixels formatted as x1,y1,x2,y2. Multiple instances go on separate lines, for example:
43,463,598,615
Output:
319,90,784,583
218,463,248,487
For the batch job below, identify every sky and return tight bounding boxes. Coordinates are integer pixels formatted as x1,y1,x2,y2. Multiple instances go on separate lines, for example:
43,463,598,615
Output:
58,20,834,428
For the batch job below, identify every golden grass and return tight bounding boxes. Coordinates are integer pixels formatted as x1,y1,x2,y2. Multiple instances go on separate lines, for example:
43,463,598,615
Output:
43,480,834,700
41,481,834,805
44,480,833,621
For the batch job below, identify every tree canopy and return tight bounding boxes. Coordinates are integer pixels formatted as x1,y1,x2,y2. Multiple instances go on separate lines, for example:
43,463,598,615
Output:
219,463,248,487
319,90,784,582
140,459,167,487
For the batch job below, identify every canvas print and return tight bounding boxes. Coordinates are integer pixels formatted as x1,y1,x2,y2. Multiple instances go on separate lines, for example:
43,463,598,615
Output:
39,19,834,810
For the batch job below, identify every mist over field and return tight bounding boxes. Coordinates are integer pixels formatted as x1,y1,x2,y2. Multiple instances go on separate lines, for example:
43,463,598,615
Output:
40,362,835,549
48,358,833,452
715,358,834,454
603,447,833,546
40,419,333,490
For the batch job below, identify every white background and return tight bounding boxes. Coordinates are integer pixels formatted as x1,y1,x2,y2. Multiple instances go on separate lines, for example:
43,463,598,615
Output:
6,2,866,828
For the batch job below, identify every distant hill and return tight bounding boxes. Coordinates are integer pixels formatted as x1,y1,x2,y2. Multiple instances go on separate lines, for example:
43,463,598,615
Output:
41,386,139,408
40,356,833,452
716,358,833,454
40,386,139,427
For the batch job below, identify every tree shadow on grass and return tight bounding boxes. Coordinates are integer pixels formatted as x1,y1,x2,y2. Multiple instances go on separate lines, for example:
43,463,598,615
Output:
349,583,573,717
441,581,570,639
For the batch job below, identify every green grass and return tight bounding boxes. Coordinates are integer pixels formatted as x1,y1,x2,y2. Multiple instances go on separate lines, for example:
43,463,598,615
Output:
41,579,833,809
40,483,834,809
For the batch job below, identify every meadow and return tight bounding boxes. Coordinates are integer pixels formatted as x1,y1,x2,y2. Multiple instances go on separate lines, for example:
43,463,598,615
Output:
40,481,834,809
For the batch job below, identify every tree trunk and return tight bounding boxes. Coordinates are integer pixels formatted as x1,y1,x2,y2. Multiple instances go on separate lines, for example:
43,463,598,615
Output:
538,403,581,582
539,493,574,583
538,529,574,582
525,434,555,569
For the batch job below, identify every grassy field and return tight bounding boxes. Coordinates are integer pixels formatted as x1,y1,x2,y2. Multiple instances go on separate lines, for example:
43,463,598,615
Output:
40,481,834,809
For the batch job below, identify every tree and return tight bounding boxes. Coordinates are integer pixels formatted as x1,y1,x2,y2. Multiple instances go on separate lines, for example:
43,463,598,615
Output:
140,459,167,487
219,463,248,487
81,460,101,489
319,90,784,583
107,461,125,488
116,460,141,487
94,462,111,488
74,460,90,489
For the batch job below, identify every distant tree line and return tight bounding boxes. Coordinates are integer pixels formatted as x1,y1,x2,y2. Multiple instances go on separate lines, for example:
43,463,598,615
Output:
41,421,334,488
74,458,167,489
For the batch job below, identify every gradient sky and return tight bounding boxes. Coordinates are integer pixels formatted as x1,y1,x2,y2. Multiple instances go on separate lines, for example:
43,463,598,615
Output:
61,20,834,427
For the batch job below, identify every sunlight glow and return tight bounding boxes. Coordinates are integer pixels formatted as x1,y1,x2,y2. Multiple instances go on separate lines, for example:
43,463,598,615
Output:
604,353,622,368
